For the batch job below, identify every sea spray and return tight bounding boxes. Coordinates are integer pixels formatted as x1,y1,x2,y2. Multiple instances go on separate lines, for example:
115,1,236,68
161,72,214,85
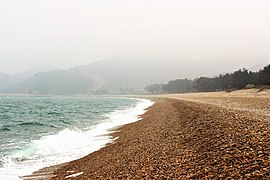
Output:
0,96,154,179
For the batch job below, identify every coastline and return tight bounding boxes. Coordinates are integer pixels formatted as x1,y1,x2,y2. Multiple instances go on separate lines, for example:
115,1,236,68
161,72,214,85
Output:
20,97,154,179
24,90,270,179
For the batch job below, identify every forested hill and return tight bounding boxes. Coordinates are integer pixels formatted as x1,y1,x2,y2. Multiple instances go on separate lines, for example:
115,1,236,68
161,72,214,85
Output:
2,55,267,95
2,55,217,95
145,64,270,94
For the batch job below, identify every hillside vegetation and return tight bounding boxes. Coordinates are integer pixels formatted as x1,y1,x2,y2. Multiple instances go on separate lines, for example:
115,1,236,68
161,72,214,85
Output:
145,64,270,94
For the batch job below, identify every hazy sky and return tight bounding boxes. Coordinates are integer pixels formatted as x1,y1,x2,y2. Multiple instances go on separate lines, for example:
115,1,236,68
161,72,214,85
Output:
0,0,269,74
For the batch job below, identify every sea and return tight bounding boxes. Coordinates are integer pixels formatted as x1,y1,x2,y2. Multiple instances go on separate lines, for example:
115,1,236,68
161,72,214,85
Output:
0,95,154,179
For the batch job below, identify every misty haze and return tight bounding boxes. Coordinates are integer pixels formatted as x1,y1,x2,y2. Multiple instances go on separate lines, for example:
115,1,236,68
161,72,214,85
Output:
0,0,269,95
0,0,270,179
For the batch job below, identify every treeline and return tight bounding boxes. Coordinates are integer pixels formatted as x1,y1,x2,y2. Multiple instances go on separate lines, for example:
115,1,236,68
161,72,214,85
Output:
145,64,270,94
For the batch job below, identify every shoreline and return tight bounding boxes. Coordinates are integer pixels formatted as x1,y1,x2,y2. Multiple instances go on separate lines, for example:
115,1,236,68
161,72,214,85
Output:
20,97,154,180
24,90,270,179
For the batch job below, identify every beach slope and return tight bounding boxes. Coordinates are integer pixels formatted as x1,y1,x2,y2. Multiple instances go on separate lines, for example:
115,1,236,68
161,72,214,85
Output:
25,90,270,179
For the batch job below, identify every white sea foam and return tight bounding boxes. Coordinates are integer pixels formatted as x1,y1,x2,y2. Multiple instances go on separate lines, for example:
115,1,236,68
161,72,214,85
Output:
65,172,84,178
0,98,154,180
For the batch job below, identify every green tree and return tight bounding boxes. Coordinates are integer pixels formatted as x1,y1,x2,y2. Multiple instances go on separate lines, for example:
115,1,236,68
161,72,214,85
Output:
231,68,251,89
194,77,221,92
218,73,233,90
258,65,270,85
163,79,193,93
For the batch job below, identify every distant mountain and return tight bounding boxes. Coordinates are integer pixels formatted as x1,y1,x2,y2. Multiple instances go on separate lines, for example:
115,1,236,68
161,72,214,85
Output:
6,55,198,94
0,72,19,92
70,55,198,91
13,66,61,81
8,70,93,95
0,67,60,93
4,55,264,95
70,55,255,91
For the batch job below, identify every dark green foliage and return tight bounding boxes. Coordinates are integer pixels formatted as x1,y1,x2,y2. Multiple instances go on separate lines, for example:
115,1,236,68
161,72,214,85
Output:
145,64,270,93
231,68,251,89
194,77,221,92
247,71,259,86
258,65,270,85
162,79,193,93
218,73,233,90
193,65,269,92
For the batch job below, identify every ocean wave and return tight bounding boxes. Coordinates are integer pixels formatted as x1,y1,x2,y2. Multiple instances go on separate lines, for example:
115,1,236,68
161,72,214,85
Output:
0,127,11,132
18,122,56,128
0,98,154,179
59,119,72,125
19,122,46,126
46,111,63,115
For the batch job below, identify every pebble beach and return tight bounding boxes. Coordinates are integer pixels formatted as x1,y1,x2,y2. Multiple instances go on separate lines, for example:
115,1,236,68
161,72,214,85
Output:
24,89,270,179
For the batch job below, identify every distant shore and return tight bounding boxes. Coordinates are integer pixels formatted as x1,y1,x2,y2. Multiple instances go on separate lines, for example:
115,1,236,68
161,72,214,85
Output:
23,89,270,179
